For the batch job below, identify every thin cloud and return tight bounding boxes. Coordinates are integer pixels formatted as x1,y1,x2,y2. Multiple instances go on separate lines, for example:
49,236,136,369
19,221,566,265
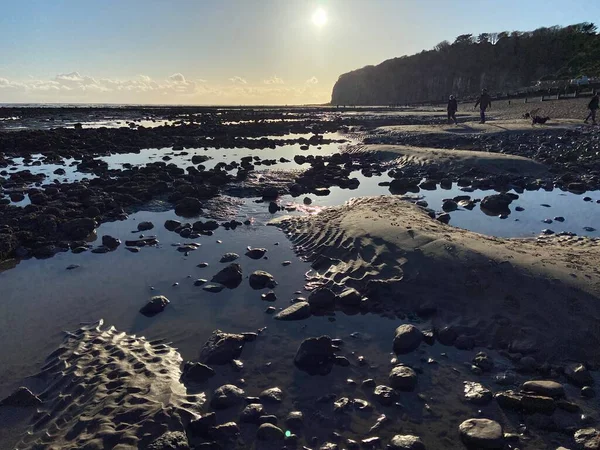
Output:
305,76,319,84
229,76,247,84
264,76,284,85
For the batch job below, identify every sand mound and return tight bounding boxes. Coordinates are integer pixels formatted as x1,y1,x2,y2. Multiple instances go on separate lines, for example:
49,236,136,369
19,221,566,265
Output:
272,196,600,363
16,320,204,450
357,144,549,177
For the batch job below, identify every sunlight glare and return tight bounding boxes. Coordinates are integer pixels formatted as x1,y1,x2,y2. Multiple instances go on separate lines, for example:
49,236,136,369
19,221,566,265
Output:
312,8,327,27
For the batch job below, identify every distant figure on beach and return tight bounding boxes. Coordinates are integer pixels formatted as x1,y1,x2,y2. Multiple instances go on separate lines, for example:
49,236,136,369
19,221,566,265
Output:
447,95,458,124
474,89,492,124
585,92,599,125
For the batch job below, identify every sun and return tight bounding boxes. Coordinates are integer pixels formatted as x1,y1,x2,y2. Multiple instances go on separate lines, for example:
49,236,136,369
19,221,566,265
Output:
312,8,327,27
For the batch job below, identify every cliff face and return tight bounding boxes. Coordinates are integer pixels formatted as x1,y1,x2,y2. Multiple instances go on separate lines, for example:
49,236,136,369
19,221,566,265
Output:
331,24,600,105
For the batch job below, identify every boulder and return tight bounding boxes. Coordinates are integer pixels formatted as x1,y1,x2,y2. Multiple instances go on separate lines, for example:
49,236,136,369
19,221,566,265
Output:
574,428,600,449
164,220,182,231
101,235,121,250
393,324,423,354
338,288,362,307
240,404,264,424
565,363,594,387
373,385,397,406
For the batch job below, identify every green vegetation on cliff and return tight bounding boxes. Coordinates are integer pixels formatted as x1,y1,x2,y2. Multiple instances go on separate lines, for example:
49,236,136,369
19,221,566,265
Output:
331,23,600,105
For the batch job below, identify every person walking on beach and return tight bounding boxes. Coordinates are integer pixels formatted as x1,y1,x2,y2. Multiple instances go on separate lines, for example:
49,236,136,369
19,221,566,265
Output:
474,89,492,124
447,95,458,124
584,92,599,125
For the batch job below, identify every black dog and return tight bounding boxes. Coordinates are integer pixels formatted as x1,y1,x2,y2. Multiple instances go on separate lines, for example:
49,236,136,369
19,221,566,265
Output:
532,116,550,125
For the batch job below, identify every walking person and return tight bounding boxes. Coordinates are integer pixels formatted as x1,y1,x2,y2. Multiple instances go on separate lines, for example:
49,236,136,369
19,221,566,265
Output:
447,95,458,124
474,89,492,124
584,92,599,125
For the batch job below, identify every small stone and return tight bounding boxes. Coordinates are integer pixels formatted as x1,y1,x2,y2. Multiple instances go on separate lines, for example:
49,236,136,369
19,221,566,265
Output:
197,262,209,268
259,387,284,403
373,385,396,406
464,382,492,405
240,404,264,423
582,386,596,398
249,270,277,289
219,252,239,263
261,291,277,302
459,418,504,449
139,295,169,317
282,261,292,266
210,384,245,409
194,279,207,286
393,324,423,354
285,411,304,430
389,365,418,391
275,302,311,321
137,221,154,231
202,284,224,293
389,435,425,450
565,363,594,387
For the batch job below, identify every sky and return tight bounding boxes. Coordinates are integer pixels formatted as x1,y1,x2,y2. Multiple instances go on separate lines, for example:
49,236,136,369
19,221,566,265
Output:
0,0,598,105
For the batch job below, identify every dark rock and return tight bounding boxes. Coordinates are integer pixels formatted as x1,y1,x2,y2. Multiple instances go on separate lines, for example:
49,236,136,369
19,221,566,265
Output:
459,418,504,449
139,295,170,317
256,423,284,441
285,411,304,430
393,324,423,354
147,431,190,450
455,335,475,350
275,302,311,321
258,291,275,302
188,413,217,438
245,247,267,259
565,363,594,387
165,220,182,231
436,213,451,224
101,235,121,249
137,221,154,231
219,252,239,263
294,336,335,375
0,387,42,407
210,422,240,442
495,390,522,410
249,270,277,289
202,284,223,293
442,199,458,212
521,394,555,414
389,365,417,391
582,386,596,398
199,330,246,364
210,263,242,288
182,362,215,383
473,352,494,372
338,288,362,307
61,217,96,239
308,287,337,309
175,197,202,217
480,193,514,215
210,384,245,409
259,387,284,404
240,404,264,424
373,385,396,406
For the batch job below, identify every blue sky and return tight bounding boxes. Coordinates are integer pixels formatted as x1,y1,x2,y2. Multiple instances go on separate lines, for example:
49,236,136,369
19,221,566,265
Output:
0,0,598,104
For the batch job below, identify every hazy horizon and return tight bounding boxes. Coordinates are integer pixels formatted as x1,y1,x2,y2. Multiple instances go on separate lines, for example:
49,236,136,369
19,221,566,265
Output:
1,0,598,105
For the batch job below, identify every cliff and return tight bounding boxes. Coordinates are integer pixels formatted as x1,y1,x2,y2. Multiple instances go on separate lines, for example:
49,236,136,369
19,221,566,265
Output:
331,23,600,105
